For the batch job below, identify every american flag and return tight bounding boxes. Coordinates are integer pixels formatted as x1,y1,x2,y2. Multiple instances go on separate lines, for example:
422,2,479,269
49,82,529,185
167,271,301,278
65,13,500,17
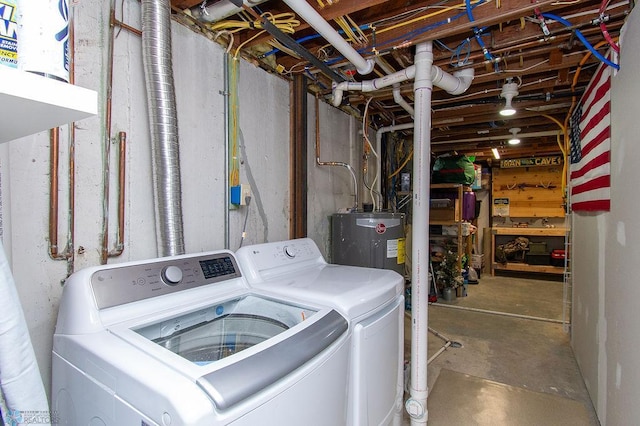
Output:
569,60,612,212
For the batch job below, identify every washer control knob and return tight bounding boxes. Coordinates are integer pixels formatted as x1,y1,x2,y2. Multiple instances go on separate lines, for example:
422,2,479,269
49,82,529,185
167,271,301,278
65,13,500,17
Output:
283,246,296,258
162,265,183,286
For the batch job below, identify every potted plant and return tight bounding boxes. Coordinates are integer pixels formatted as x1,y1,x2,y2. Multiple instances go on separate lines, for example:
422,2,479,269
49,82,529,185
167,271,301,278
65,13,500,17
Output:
435,248,464,301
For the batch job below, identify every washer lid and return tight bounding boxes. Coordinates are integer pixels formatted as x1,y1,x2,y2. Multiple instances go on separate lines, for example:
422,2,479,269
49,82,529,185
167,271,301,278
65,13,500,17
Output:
251,263,403,320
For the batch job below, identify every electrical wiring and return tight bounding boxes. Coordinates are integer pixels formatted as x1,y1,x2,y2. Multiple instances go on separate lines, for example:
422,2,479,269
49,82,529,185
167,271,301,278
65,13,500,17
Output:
268,39,302,59
234,30,266,58
503,58,550,73
280,61,308,75
375,0,488,35
229,57,240,187
335,15,368,46
237,196,252,249
599,0,620,52
388,149,414,180
212,30,235,53
541,13,619,70
261,0,486,60
362,97,381,211
207,12,300,34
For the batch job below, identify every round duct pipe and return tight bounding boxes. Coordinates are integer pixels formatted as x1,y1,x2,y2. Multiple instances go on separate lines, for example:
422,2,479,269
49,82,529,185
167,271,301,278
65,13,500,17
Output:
141,0,185,256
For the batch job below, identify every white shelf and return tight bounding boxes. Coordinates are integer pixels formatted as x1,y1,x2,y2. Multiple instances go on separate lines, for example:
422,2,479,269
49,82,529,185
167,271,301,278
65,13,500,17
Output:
0,67,98,143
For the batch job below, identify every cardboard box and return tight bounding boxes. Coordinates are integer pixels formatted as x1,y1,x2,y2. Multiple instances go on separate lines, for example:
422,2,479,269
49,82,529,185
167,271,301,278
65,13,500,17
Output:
430,199,460,222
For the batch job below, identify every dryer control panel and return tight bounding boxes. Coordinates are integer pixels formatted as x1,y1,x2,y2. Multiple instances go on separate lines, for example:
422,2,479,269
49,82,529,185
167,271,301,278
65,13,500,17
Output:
90,252,242,309
236,238,325,282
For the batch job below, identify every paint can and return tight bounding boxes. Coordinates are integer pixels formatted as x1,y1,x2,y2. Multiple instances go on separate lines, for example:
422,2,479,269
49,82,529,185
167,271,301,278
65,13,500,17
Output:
0,0,18,68
16,0,69,82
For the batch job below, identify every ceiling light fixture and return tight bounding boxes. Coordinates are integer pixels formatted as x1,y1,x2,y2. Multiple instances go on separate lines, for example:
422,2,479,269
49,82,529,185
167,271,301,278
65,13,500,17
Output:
508,127,521,145
500,80,519,117
492,147,501,159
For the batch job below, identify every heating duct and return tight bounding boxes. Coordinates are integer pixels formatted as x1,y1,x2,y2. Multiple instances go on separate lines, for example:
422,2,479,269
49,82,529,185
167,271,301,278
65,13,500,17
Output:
142,0,185,256
191,0,270,23
0,243,50,424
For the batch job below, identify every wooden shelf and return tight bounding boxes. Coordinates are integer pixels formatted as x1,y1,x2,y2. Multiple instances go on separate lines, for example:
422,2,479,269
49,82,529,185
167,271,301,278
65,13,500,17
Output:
492,262,564,275
0,67,98,143
492,227,568,237
489,227,568,275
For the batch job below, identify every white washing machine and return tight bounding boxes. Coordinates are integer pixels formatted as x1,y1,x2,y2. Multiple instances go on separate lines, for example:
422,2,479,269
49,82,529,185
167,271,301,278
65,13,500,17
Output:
52,249,352,425
235,238,405,426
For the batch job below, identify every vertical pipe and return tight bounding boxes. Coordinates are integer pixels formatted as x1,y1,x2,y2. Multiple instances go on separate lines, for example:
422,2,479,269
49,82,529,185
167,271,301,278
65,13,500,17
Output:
406,41,433,426
48,5,76,274
66,3,76,275
48,128,61,259
223,53,231,249
291,74,308,238
100,1,116,264
108,131,126,257
142,0,185,256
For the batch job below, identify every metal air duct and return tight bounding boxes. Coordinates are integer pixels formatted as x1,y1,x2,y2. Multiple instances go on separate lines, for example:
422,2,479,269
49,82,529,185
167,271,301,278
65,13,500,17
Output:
141,0,185,256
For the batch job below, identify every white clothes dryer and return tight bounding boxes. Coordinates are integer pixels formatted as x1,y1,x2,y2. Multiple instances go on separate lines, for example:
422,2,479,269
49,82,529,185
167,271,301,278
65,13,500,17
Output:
236,238,405,426
52,250,351,425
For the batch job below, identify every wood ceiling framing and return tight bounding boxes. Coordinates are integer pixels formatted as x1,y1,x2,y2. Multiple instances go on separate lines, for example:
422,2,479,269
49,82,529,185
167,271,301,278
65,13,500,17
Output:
171,0,631,162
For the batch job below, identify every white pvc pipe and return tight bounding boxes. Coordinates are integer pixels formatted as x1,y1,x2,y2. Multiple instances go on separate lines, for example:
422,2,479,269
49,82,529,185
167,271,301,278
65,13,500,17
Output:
431,66,474,95
405,41,433,426
0,242,50,424
282,0,374,76
332,64,473,107
375,123,415,148
393,88,415,117
375,57,415,117
332,66,416,106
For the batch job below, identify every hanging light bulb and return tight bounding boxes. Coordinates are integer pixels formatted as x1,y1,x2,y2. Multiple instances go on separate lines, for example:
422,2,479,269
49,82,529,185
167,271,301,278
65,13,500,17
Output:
500,81,519,116
508,127,521,145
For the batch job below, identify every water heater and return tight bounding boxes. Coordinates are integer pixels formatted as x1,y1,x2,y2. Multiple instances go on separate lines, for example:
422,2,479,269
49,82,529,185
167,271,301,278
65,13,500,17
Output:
331,212,405,276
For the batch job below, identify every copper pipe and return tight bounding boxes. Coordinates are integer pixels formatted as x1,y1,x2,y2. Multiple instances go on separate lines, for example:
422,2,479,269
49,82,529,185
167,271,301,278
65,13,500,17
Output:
48,10,77,268
67,7,76,275
113,18,142,36
108,131,126,257
101,2,117,264
48,128,65,260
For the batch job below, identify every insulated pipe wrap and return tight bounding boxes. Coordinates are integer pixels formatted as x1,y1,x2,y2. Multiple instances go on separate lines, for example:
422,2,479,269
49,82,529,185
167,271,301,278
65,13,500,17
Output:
142,0,185,256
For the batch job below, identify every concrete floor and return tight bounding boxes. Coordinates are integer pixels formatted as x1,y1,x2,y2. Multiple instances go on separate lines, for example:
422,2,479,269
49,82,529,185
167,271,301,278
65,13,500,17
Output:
402,273,599,425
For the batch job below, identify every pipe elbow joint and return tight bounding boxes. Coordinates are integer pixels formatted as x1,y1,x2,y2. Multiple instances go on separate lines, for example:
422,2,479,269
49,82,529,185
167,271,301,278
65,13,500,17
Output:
449,68,475,95
356,59,376,76
332,90,344,107
332,82,346,106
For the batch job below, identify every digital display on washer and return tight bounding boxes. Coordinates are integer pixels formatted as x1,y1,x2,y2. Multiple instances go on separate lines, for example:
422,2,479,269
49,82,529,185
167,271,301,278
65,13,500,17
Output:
199,256,237,279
